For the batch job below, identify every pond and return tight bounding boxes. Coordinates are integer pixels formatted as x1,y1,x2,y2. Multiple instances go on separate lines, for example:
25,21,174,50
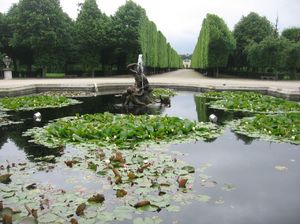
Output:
0,92,300,224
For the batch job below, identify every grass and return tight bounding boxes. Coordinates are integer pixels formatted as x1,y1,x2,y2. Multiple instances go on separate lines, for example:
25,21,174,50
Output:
46,73,65,78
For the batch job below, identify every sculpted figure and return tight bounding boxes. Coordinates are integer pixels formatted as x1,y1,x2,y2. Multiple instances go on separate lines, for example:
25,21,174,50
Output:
123,55,153,106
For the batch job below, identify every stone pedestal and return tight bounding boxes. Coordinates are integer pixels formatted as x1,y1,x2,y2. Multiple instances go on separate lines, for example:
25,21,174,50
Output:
4,69,12,79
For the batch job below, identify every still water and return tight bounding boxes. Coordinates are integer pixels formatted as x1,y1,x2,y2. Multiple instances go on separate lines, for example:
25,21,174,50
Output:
0,92,299,224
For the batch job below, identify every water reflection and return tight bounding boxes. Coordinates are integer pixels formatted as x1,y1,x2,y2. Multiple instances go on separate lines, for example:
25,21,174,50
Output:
194,94,257,145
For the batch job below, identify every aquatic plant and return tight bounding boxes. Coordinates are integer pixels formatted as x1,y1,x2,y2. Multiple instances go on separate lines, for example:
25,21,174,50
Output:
0,95,81,111
24,112,222,149
197,91,300,114
152,88,176,98
229,113,300,144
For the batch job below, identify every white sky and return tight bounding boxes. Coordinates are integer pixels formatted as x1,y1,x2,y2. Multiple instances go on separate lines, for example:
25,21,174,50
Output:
1,0,300,54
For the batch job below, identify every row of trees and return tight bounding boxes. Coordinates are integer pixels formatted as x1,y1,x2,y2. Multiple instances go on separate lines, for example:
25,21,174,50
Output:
0,0,181,77
191,14,235,76
139,18,182,72
192,12,300,79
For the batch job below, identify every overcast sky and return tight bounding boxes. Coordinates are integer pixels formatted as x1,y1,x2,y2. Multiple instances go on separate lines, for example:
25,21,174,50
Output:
1,0,300,54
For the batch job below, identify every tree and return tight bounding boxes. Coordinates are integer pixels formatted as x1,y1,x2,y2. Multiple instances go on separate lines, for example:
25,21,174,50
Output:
282,28,300,42
75,0,109,76
246,36,289,74
285,42,300,78
111,0,146,70
11,0,73,76
139,17,181,72
233,12,273,68
192,14,235,76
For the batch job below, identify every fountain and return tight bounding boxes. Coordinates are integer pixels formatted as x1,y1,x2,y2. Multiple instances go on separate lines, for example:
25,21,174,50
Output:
122,54,167,107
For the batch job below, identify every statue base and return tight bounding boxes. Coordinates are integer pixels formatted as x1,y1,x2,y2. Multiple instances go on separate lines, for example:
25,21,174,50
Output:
4,69,12,79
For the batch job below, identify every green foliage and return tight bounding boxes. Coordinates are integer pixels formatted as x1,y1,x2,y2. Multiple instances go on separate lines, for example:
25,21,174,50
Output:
139,17,181,69
232,12,273,68
285,42,300,76
45,73,65,78
197,91,300,114
282,28,300,42
152,88,177,98
191,14,235,73
10,0,73,74
0,95,81,111
1,0,179,75
246,36,289,71
24,112,222,149
75,0,109,74
111,0,146,69
229,113,300,144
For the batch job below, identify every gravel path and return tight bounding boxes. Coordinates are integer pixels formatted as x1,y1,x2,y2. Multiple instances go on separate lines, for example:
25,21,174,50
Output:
0,69,299,97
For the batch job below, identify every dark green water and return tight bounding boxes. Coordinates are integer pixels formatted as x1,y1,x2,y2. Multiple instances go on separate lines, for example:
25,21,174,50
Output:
0,92,299,224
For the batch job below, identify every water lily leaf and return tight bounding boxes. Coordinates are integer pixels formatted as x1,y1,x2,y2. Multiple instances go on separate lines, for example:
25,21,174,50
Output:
182,165,195,173
116,189,127,198
166,205,180,212
75,203,86,216
134,200,151,208
136,204,159,212
16,217,38,224
38,213,59,223
197,194,211,202
0,174,12,184
201,179,217,188
97,211,114,222
222,183,236,191
87,194,105,203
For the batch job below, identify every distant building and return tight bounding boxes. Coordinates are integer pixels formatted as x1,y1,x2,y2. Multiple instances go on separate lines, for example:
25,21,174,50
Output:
183,59,191,69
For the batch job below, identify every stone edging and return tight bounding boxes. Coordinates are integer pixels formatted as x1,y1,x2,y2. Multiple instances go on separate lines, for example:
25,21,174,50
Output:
0,82,299,100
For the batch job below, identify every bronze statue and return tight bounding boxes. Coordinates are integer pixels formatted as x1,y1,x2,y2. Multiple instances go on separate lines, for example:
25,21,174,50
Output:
122,55,153,106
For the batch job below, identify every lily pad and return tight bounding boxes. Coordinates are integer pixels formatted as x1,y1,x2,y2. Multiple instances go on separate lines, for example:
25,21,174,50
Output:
0,95,81,111
197,194,211,202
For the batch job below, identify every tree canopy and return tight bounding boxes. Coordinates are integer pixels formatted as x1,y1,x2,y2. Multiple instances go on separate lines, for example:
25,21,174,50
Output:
0,0,181,76
191,14,235,75
232,12,273,68
282,28,300,42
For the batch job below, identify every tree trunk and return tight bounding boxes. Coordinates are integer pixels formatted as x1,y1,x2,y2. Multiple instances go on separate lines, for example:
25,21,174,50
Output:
26,64,32,77
216,67,219,78
293,67,297,80
42,66,47,78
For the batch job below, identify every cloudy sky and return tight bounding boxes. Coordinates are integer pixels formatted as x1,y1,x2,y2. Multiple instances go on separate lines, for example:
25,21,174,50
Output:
1,0,300,54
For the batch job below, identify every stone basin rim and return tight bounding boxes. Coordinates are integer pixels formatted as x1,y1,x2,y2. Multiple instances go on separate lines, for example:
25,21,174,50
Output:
0,82,299,100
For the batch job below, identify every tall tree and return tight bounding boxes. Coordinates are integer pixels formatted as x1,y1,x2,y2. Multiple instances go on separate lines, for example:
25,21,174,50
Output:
282,28,300,42
246,36,289,74
285,42,300,78
112,0,146,70
11,0,72,76
75,0,109,76
192,14,235,76
233,12,273,68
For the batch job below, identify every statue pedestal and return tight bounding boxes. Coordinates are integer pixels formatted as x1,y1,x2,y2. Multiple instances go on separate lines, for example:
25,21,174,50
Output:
3,69,12,79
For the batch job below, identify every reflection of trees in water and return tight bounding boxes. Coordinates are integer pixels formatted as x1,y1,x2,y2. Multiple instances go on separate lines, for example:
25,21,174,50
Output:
194,96,208,122
0,129,8,149
194,95,235,123
0,122,62,160
194,95,256,145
